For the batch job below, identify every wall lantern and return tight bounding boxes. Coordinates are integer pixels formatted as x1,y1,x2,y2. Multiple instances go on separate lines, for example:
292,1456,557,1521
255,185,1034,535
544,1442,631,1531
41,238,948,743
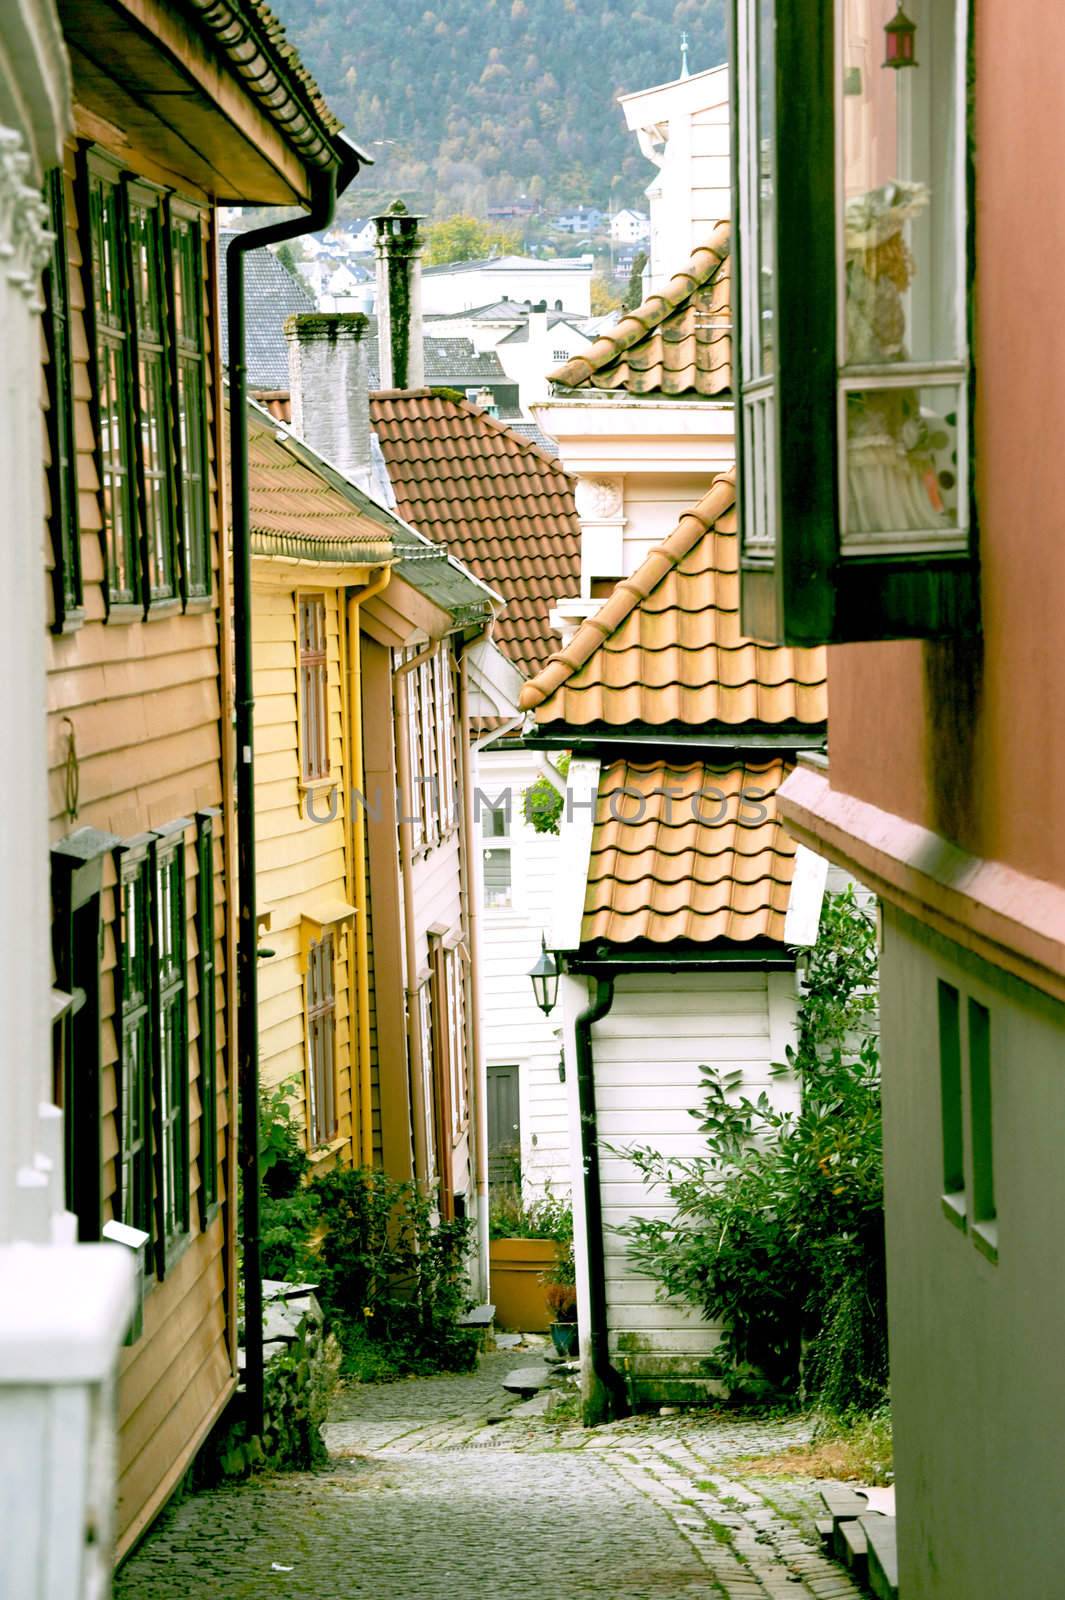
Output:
883,5,918,68
529,935,560,1017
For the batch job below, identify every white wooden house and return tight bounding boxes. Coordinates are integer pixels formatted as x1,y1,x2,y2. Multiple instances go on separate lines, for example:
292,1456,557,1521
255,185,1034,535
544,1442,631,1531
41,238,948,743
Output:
520,474,828,1411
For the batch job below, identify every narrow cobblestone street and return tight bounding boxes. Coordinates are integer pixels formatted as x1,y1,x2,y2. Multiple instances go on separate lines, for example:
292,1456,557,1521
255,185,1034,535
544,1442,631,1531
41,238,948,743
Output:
115,1354,863,1599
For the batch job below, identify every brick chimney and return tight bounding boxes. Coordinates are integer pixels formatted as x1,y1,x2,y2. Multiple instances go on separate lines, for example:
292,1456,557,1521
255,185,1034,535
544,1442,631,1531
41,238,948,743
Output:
374,203,425,390
285,312,372,490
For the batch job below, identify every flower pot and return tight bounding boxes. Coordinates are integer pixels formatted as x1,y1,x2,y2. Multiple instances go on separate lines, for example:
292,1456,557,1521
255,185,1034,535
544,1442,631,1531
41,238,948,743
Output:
549,1320,579,1359
488,1237,560,1332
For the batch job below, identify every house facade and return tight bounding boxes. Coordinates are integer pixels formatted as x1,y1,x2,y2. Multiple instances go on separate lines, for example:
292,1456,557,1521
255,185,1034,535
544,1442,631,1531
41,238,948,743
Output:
727,1,1065,1593
39,0,356,1558
610,208,651,245
422,254,594,318
519,475,828,1415
369,388,583,1202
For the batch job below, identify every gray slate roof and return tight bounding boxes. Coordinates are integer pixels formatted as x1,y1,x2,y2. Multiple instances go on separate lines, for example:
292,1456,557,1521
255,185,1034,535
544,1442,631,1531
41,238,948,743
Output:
218,232,315,389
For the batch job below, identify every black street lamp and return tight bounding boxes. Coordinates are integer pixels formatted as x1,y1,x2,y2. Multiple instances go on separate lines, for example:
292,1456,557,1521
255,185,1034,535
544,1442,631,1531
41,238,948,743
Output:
529,935,561,1017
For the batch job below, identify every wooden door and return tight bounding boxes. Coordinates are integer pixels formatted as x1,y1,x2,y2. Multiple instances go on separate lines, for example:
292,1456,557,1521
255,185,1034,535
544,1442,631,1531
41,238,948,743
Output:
487,1063,521,1189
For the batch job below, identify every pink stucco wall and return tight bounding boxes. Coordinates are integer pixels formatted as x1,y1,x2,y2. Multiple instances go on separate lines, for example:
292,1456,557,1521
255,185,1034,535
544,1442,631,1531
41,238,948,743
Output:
828,3,1065,892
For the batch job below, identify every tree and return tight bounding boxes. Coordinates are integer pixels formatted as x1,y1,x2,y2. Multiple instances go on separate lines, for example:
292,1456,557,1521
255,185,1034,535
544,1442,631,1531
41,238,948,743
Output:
422,214,519,266
622,250,648,311
590,274,622,316
275,240,302,279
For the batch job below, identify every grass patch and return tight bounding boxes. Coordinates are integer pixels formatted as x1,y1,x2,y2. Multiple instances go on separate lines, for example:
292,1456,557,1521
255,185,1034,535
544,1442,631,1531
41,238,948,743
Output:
734,1406,893,1486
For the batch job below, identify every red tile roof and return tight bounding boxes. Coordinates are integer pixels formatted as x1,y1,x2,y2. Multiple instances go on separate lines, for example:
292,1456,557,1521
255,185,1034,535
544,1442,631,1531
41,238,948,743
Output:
519,472,827,727
550,224,731,397
583,758,797,944
369,389,580,675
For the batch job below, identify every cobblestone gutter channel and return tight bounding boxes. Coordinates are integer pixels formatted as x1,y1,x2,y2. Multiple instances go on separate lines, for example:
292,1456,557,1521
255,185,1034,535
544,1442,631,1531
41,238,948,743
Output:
115,1354,863,1600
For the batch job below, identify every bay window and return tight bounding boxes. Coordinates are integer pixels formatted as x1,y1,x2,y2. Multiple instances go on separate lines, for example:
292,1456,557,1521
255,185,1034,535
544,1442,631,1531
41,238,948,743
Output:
732,0,978,643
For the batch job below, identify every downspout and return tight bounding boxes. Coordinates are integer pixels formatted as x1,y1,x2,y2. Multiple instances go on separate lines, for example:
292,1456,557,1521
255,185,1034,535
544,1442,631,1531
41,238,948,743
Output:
226,169,341,1436
457,641,490,1297
392,640,439,1186
575,975,628,1425
346,568,392,1168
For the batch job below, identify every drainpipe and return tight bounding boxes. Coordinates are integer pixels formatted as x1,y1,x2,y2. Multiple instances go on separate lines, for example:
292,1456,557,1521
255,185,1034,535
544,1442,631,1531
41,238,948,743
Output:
457,642,490,1297
346,568,392,1167
392,640,439,1185
226,168,343,1437
575,975,628,1425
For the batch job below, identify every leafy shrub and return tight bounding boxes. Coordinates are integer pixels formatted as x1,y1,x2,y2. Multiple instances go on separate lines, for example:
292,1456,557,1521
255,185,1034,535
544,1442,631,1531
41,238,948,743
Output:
521,752,570,836
489,1182,572,1242
615,888,886,1413
257,1078,320,1283
312,1166,480,1376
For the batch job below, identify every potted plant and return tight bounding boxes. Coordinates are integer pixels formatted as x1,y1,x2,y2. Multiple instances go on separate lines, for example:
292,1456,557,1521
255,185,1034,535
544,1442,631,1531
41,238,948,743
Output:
543,1242,579,1358
488,1183,572,1333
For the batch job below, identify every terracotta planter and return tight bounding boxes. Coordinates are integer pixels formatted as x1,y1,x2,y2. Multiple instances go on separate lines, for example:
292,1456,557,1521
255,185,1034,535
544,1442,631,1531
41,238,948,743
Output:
489,1237,559,1332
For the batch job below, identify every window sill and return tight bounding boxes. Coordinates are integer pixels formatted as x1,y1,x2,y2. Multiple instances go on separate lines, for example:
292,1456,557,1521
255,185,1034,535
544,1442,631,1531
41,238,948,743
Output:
941,1191,967,1232
298,774,339,795
972,1220,999,1264
51,606,86,636
308,1134,348,1165
147,597,182,621
183,594,216,616
105,601,144,625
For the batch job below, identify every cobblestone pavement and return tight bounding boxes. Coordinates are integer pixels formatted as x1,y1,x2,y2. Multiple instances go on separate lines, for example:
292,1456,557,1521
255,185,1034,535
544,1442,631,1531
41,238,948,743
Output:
115,1351,863,1600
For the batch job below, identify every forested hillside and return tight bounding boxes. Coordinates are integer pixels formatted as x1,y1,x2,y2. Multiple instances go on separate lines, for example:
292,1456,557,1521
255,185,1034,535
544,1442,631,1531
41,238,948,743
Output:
281,0,726,219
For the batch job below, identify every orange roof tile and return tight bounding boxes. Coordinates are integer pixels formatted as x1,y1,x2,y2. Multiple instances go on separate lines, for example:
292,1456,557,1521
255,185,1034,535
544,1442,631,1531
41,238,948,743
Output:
369,389,580,675
550,224,731,397
246,404,394,562
519,472,827,727
582,759,796,945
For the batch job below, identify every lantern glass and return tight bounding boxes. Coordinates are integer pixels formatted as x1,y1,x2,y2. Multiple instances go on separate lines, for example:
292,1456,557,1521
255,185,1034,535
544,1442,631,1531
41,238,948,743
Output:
528,936,560,1017
883,8,917,68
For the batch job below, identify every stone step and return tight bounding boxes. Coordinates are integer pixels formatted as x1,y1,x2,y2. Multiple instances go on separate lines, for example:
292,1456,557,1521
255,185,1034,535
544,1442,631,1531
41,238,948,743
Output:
863,1514,899,1600
836,1512,884,1584
816,1516,835,1550
820,1487,873,1534
502,1363,553,1395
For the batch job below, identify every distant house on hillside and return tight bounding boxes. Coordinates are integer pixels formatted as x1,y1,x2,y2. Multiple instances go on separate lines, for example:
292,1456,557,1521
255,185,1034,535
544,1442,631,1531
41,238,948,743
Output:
421,255,594,318
610,208,650,244
553,206,606,235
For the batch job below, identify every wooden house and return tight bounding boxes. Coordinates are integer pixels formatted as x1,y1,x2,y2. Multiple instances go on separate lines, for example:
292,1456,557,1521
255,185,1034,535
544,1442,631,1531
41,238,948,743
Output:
245,314,509,1289
519,474,829,1414
42,0,356,1555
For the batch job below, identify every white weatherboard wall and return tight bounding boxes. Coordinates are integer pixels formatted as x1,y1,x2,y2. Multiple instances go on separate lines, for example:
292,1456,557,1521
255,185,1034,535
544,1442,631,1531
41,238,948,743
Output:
880,905,1065,1600
581,969,800,1401
477,745,570,1195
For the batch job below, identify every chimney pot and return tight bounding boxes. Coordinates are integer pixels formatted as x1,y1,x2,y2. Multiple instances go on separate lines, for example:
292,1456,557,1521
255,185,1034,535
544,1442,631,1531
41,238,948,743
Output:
285,312,372,488
374,205,426,390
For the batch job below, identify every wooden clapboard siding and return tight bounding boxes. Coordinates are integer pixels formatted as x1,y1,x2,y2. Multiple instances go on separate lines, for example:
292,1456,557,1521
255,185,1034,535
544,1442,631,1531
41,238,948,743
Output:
253,578,357,1164
477,745,570,1195
591,970,800,1399
44,133,235,1554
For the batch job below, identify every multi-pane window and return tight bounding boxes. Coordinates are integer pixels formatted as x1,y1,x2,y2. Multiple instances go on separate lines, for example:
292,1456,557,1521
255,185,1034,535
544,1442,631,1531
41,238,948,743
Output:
419,979,439,1190
306,932,337,1145
82,148,211,616
481,799,513,909
87,154,138,609
118,845,153,1238
171,205,211,600
400,646,459,852
153,834,189,1247
116,825,191,1276
44,167,83,631
731,0,977,644
196,812,219,1216
128,185,177,602
445,944,468,1138
298,595,330,782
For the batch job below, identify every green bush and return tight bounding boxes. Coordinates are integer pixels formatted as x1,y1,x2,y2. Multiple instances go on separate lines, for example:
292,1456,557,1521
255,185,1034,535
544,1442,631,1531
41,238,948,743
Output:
615,888,886,1413
521,752,570,836
257,1078,321,1283
488,1182,572,1242
312,1166,480,1376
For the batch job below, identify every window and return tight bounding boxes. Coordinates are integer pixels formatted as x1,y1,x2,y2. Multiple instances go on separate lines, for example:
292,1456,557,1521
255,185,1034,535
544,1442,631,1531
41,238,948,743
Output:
153,830,189,1248
117,843,153,1239
51,829,117,1239
306,932,337,1145
481,798,513,909
445,943,468,1138
298,594,330,782
83,148,211,616
418,979,438,1189
400,647,459,852
968,998,996,1258
116,824,191,1278
196,812,219,1217
937,979,965,1227
552,348,568,363
170,204,211,600
44,167,83,632
128,183,177,602
87,154,138,610
731,0,978,643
